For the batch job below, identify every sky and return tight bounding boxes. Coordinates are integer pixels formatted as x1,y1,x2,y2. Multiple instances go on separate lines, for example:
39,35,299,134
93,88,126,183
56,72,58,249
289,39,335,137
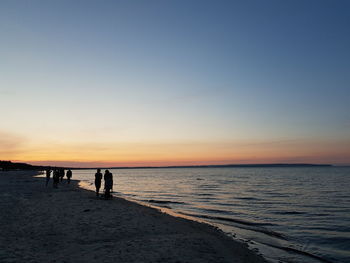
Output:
1,0,349,167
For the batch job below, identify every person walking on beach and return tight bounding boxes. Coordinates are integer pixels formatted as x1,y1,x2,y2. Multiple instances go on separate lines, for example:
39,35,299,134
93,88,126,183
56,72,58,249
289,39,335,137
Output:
66,169,72,184
95,169,102,197
104,170,113,199
45,168,52,187
53,169,59,188
59,169,65,182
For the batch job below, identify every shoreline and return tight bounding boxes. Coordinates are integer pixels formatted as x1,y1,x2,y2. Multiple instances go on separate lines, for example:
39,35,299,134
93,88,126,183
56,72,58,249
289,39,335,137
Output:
0,171,267,263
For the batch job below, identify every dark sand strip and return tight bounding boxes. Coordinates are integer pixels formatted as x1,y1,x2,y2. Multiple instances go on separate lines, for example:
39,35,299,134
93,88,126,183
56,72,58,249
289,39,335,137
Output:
0,171,267,263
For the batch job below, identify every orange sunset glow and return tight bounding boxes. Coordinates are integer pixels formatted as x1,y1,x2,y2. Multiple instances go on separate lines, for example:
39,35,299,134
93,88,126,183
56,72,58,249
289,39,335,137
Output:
4,135,350,167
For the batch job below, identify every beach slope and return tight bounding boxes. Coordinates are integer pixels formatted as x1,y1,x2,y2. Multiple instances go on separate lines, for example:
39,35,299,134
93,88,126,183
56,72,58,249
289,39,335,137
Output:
0,171,267,263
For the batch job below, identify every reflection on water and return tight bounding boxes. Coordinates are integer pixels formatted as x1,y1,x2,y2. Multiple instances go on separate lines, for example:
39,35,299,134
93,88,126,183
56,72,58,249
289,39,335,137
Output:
73,167,350,263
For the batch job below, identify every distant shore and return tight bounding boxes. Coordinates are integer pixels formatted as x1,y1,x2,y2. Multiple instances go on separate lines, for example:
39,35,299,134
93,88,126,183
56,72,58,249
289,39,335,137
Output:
75,163,333,170
0,171,267,263
0,160,334,171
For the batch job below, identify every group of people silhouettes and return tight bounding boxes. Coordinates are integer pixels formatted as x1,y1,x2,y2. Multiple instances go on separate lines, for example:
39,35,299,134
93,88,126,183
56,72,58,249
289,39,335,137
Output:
45,167,114,200
45,168,72,188
95,169,113,199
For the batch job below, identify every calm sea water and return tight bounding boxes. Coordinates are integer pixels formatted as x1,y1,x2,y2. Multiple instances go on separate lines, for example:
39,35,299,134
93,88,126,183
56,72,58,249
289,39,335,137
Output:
72,167,350,263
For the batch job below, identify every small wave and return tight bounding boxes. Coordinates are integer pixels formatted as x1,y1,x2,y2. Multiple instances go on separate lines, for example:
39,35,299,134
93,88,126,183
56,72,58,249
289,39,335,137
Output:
160,194,186,198
214,202,246,207
196,197,219,201
197,184,220,189
255,201,285,205
234,197,260,200
320,236,350,244
200,208,233,215
123,194,137,197
264,192,291,197
178,212,284,239
259,242,334,263
147,199,186,205
272,211,306,215
311,213,330,216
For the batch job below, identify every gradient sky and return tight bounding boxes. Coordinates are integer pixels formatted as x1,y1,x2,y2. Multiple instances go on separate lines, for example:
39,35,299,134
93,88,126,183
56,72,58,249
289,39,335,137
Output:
1,0,349,167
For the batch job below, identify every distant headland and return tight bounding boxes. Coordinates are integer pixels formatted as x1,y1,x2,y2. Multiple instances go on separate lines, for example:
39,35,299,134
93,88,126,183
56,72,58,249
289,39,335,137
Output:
0,160,333,171
0,161,49,171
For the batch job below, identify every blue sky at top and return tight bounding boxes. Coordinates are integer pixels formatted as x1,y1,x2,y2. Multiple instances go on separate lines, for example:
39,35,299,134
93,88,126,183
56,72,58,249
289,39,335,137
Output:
0,0,349,164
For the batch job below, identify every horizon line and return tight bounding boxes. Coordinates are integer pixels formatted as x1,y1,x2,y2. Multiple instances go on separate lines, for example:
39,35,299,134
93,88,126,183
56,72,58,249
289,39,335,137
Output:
29,162,336,169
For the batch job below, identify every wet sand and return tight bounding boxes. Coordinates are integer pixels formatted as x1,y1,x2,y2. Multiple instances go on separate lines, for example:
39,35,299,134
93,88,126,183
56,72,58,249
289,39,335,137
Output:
0,171,267,263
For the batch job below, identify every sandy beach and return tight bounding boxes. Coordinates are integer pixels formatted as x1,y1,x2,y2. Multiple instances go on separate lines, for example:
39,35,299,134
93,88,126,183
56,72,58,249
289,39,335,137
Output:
0,171,267,263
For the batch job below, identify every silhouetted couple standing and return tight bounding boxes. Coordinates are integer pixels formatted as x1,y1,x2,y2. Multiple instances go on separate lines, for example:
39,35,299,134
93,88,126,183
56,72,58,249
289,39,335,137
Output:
95,169,113,199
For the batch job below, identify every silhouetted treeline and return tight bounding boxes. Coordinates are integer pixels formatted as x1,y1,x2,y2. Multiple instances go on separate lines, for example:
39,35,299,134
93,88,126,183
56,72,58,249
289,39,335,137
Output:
0,161,52,171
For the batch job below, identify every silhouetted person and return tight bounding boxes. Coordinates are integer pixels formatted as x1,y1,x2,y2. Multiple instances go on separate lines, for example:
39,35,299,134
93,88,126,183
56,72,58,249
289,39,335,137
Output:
66,169,72,184
53,169,59,188
45,168,52,187
59,169,65,182
104,170,113,199
95,169,102,197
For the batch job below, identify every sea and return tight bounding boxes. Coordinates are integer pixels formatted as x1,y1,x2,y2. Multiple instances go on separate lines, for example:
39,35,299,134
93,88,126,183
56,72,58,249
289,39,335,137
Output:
72,167,350,263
